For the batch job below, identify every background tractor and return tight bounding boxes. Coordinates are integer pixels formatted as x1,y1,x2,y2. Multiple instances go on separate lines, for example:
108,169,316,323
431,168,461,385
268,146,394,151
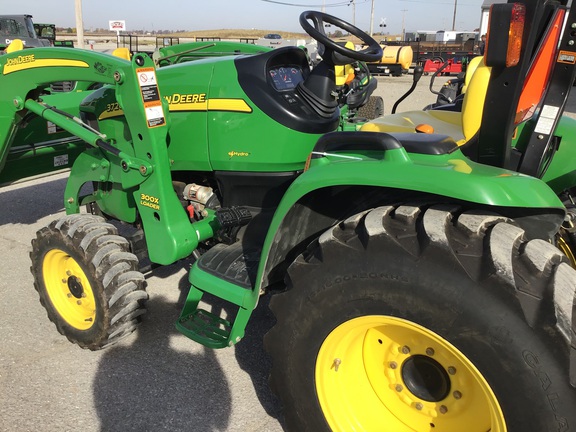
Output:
2,1,576,430
32,22,75,48
0,14,50,50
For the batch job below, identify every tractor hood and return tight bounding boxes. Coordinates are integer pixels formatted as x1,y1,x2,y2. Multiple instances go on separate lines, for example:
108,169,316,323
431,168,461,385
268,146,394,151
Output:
81,47,339,174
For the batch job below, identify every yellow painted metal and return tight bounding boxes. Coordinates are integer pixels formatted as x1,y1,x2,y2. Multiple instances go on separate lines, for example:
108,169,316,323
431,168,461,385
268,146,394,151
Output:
315,315,506,432
557,233,576,268
207,98,252,113
43,249,96,330
3,58,89,75
5,39,24,53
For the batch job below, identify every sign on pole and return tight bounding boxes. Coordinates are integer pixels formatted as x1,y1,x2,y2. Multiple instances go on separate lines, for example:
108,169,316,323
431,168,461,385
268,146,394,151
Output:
109,20,126,46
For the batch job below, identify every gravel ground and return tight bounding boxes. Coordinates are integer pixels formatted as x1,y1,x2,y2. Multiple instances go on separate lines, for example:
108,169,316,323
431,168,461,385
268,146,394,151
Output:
373,72,442,114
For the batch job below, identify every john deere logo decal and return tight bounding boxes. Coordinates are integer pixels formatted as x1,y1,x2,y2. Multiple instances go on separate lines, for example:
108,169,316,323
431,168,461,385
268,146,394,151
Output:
5,54,35,67
3,57,89,75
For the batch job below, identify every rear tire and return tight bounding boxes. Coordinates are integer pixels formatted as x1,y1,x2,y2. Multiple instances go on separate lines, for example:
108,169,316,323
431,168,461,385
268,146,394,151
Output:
265,205,576,431
31,214,148,350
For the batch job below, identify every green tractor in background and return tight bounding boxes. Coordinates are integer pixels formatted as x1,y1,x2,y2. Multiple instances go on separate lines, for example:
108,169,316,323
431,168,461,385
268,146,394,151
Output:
2,2,576,430
32,23,56,45
33,22,75,48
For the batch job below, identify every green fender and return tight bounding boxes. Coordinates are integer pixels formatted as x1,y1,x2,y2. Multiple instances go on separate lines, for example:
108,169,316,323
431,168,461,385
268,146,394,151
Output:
255,145,565,291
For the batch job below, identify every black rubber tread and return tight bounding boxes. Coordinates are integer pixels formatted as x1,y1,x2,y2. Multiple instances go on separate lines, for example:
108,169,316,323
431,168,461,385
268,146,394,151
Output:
356,95,384,120
265,204,576,431
197,242,261,289
30,214,148,350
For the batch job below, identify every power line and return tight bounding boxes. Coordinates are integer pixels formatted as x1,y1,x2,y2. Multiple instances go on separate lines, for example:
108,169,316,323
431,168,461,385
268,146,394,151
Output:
399,0,477,5
260,0,368,7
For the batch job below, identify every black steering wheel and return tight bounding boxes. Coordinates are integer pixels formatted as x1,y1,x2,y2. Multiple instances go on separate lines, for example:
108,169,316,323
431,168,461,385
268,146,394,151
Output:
299,11,382,63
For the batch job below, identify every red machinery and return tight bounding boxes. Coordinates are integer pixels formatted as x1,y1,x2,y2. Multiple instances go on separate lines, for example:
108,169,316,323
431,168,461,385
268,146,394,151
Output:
422,57,464,75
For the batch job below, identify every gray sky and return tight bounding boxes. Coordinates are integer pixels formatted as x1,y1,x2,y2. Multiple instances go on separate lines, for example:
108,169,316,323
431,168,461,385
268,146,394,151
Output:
5,0,484,35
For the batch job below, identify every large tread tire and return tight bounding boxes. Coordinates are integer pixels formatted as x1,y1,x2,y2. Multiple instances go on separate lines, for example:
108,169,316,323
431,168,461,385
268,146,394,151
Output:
265,204,576,431
30,214,148,350
356,95,384,120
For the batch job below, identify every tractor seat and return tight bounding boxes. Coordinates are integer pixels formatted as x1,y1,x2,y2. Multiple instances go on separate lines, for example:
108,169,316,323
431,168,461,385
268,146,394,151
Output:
5,39,24,53
462,55,483,93
335,41,357,87
112,47,131,60
360,57,491,146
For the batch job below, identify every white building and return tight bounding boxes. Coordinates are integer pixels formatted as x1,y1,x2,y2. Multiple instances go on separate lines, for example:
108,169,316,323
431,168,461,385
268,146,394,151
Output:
479,0,506,37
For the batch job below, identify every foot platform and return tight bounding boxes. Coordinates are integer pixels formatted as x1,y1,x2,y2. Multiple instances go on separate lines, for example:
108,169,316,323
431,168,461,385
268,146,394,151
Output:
176,242,261,348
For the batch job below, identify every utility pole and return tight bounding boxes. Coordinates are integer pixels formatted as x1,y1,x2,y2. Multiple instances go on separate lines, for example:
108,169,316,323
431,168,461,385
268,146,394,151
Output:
401,9,408,41
352,0,356,27
370,0,375,36
75,0,85,48
452,0,458,31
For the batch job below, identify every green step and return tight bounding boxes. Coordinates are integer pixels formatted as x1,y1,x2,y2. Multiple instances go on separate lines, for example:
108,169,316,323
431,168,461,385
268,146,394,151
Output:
176,284,255,348
176,309,232,349
175,243,261,348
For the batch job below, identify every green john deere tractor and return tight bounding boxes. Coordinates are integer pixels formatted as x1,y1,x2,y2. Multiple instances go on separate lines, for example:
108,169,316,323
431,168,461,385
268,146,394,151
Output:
2,2,576,430
0,37,380,185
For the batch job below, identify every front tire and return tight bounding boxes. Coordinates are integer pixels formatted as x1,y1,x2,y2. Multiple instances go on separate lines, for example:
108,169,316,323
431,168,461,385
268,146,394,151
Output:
31,214,148,350
357,95,384,120
265,205,576,431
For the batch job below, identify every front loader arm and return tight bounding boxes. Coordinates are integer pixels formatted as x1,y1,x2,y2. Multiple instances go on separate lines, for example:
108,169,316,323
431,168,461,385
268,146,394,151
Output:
0,47,218,265
0,48,120,174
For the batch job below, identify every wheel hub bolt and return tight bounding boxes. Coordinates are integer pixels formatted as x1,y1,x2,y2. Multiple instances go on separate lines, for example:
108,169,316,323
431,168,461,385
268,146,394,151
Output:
426,347,435,356
332,358,341,372
439,405,448,414
447,366,457,375
389,361,398,369
400,345,411,354
415,402,423,410
395,384,403,392
453,391,462,399
76,300,82,305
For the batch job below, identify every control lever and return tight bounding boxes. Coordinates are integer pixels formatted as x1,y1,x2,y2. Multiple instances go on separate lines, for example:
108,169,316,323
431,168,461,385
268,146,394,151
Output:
391,66,424,114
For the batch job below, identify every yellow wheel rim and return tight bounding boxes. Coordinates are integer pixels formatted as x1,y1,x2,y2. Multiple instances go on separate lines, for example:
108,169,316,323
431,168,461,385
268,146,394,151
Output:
557,232,576,268
43,249,96,330
315,316,506,432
